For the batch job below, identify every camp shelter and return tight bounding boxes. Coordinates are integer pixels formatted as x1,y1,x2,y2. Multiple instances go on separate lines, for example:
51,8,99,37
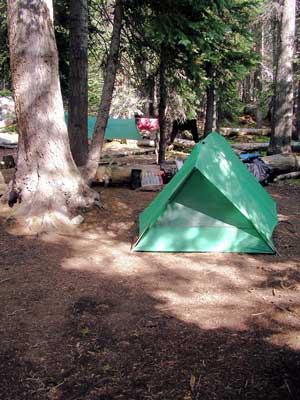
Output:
88,116,142,140
133,132,278,253
65,113,142,140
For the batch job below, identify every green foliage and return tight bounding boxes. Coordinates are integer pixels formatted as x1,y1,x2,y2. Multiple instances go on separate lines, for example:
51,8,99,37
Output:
54,0,70,97
0,2,10,90
0,88,12,97
121,0,262,121
0,0,265,123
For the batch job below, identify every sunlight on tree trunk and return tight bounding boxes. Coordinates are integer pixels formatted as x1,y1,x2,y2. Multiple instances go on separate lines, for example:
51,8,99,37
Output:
255,26,264,129
7,0,97,232
204,64,216,137
84,0,123,182
269,0,296,154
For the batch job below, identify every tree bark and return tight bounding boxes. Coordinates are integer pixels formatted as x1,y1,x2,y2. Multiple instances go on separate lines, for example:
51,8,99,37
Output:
295,72,300,141
7,0,96,231
146,75,155,116
269,0,296,154
242,75,252,103
255,26,264,129
158,48,167,164
84,0,123,181
220,127,271,136
294,4,300,141
204,64,216,137
68,0,89,166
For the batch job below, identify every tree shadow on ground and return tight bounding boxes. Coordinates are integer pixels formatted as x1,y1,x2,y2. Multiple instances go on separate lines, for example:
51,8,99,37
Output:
1,207,300,400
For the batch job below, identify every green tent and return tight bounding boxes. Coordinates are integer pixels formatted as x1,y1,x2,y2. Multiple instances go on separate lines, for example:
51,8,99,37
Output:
133,132,278,253
65,113,142,140
103,118,142,140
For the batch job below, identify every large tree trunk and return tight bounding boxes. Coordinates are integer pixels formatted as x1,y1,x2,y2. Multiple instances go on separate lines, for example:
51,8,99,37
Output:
68,0,89,166
84,0,123,181
158,48,167,164
7,0,96,232
295,72,300,141
294,4,300,141
269,0,296,154
204,64,216,137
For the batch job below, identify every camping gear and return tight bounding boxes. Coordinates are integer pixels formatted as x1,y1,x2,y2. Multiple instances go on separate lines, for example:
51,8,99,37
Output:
133,132,278,253
239,153,272,184
131,169,142,189
239,153,261,161
137,118,159,131
65,113,142,140
245,159,272,184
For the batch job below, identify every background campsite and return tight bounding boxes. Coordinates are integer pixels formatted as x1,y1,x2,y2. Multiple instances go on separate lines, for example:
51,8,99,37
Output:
1,0,300,399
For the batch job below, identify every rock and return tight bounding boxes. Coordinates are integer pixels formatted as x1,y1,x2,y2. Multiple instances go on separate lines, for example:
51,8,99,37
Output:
0,132,18,148
71,215,85,225
0,96,16,128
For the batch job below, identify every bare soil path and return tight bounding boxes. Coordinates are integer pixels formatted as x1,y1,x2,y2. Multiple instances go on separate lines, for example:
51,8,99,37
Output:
0,183,300,400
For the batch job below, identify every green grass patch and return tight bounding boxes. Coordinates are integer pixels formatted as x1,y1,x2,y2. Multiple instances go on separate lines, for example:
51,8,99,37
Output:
287,179,300,186
0,89,12,97
0,124,17,133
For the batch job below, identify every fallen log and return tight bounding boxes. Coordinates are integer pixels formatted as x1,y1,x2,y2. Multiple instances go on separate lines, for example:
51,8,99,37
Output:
220,127,271,137
102,147,155,158
274,171,300,182
173,137,268,151
172,138,196,148
232,141,300,152
173,138,300,154
137,139,156,147
261,154,300,174
94,164,160,184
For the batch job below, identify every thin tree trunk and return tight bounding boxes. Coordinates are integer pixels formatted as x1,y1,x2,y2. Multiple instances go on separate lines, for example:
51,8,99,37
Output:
7,0,96,232
68,0,89,166
269,0,296,154
242,75,252,103
158,48,167,164
204,64,216,137
269,15,280,125
146,75,155,116
255,26,264,129
84,0,123,181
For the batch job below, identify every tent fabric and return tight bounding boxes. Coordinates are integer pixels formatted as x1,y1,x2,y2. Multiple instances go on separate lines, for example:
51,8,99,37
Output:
65,113,142,140
88,116,142,140
134,132,278,253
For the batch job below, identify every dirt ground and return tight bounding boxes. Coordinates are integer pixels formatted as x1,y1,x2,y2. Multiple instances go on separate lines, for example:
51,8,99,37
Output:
1,182,300,400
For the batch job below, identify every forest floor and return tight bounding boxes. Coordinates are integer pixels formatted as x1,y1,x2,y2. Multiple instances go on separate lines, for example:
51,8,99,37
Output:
1,181,300,399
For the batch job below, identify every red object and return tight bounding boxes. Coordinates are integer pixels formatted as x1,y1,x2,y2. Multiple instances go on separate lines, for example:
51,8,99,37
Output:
137,118,159,131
